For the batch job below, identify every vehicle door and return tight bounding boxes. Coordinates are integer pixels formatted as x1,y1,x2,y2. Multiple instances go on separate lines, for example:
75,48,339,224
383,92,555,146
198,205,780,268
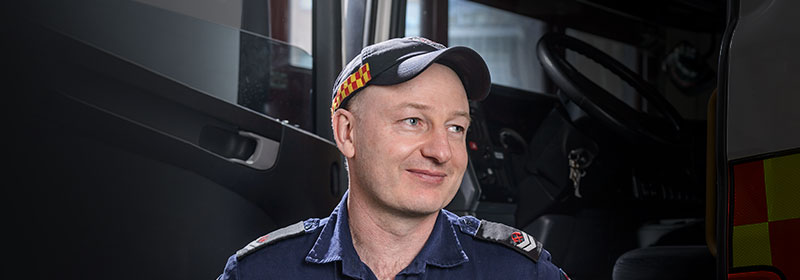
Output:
9,0,345,279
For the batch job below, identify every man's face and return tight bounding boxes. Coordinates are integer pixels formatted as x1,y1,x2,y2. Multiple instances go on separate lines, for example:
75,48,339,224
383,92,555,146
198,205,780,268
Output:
344,63,471,217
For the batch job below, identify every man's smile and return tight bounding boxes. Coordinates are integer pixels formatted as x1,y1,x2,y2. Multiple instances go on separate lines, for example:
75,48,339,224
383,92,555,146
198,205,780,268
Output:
405,168,448,184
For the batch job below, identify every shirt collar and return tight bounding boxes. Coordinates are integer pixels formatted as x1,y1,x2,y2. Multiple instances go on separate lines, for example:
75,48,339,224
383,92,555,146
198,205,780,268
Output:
305,190,367,278
305,191,469,278
398,209,470,275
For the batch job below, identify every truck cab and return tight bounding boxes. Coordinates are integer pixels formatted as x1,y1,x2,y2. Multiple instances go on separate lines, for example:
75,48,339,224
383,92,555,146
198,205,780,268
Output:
8,0,798,279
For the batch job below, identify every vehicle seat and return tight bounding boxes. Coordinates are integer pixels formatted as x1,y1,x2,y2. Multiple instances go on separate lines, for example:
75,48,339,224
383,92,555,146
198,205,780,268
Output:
612,90,719,280
612,246,715,280
445,159,482,216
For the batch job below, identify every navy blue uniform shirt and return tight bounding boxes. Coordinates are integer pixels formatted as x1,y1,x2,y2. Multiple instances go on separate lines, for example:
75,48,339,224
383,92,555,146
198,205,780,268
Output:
219,192,569,279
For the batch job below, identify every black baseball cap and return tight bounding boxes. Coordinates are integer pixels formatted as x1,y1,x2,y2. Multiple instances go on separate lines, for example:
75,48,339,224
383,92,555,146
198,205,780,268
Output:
330,37,491,114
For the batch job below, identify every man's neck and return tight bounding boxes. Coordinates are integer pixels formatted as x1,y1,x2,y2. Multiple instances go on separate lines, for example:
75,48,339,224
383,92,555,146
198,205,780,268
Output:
346,189,439,280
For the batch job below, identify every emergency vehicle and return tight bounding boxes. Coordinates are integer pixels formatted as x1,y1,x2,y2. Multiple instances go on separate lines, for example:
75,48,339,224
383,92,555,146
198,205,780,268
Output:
8,0,798,279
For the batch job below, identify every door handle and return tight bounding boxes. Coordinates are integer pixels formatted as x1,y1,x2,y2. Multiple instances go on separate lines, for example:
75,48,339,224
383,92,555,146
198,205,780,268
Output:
199,126,280,170
229,130,279,170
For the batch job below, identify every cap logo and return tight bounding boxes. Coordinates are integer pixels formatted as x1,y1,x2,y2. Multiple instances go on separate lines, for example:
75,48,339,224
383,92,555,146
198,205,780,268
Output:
331,63,372,114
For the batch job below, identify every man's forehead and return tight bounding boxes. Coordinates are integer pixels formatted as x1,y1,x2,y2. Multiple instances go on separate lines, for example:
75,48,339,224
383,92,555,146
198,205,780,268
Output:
390,102,471,119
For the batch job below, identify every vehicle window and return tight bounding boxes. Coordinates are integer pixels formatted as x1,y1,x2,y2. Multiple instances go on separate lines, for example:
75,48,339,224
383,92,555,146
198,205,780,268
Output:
406,0,548,94
405,0,422,37
405,0,642,104
31,0,314,130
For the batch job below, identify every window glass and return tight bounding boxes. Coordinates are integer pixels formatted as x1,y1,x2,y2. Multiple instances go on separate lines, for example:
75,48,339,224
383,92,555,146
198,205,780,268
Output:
405,0,422,37
447,0,547,93
407,0,643,103
405,0,547,93
289,0,313,68
31,0,314,130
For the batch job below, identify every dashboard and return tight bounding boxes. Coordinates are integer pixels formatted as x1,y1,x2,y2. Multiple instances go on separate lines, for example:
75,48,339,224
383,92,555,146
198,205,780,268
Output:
467,84,706,226
467,84,559,203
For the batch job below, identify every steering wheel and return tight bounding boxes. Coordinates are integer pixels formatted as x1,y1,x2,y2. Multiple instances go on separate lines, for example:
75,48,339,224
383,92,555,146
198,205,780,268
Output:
537,33,683,146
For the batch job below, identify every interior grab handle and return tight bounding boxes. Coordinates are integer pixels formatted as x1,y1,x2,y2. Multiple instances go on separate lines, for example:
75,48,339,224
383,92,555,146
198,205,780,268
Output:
228,131,280,170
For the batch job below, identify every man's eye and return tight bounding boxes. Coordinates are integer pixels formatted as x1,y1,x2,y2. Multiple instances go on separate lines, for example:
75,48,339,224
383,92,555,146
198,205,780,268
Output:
449,125,465,133
403,118,420,126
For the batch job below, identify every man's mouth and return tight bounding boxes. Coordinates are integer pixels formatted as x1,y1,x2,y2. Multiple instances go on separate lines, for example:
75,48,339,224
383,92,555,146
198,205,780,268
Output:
406,168,447,184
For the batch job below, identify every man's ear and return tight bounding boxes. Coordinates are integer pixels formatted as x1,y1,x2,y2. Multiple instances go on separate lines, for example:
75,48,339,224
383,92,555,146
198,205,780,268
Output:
332,109,356,158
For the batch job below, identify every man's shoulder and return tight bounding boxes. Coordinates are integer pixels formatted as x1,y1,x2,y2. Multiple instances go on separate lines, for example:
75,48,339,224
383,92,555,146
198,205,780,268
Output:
235,218,327,261
445,211,570,279
218,218,330,280
443,210,543,263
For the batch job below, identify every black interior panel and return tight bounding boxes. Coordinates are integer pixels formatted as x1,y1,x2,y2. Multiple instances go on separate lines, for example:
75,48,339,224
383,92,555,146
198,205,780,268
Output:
9,21,346,280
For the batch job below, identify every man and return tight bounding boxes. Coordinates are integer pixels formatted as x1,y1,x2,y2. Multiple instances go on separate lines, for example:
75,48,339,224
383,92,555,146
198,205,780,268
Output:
218,37,569,279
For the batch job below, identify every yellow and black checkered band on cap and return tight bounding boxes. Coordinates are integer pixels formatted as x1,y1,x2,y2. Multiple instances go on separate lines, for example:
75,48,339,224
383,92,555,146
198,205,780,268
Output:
331,63,371,114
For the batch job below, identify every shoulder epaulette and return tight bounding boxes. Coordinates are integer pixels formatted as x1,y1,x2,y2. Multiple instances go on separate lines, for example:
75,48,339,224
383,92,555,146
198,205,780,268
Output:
235,221,309,260
474,220,543,263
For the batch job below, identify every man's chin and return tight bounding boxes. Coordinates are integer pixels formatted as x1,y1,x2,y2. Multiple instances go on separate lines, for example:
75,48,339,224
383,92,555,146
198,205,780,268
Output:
395,208,441,218
391,197,455,218
387,200,443,218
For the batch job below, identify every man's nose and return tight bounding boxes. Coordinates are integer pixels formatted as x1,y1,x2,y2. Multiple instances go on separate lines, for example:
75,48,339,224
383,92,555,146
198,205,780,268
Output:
420,127,453,164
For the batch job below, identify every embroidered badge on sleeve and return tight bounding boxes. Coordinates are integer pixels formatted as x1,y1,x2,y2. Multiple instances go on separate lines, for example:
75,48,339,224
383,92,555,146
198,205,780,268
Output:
474,220,544,262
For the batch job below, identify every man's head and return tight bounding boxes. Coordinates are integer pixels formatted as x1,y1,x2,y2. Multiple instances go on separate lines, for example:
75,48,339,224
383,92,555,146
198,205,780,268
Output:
330,37,490,217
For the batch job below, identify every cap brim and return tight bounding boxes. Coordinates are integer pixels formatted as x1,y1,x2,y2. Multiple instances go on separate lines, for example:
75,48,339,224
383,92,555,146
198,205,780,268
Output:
370,46,491,101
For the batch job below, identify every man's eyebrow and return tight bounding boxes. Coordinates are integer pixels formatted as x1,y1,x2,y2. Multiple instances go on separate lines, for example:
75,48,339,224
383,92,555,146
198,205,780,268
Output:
392,102,432,111
393,102,471,122
453,110,472,123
